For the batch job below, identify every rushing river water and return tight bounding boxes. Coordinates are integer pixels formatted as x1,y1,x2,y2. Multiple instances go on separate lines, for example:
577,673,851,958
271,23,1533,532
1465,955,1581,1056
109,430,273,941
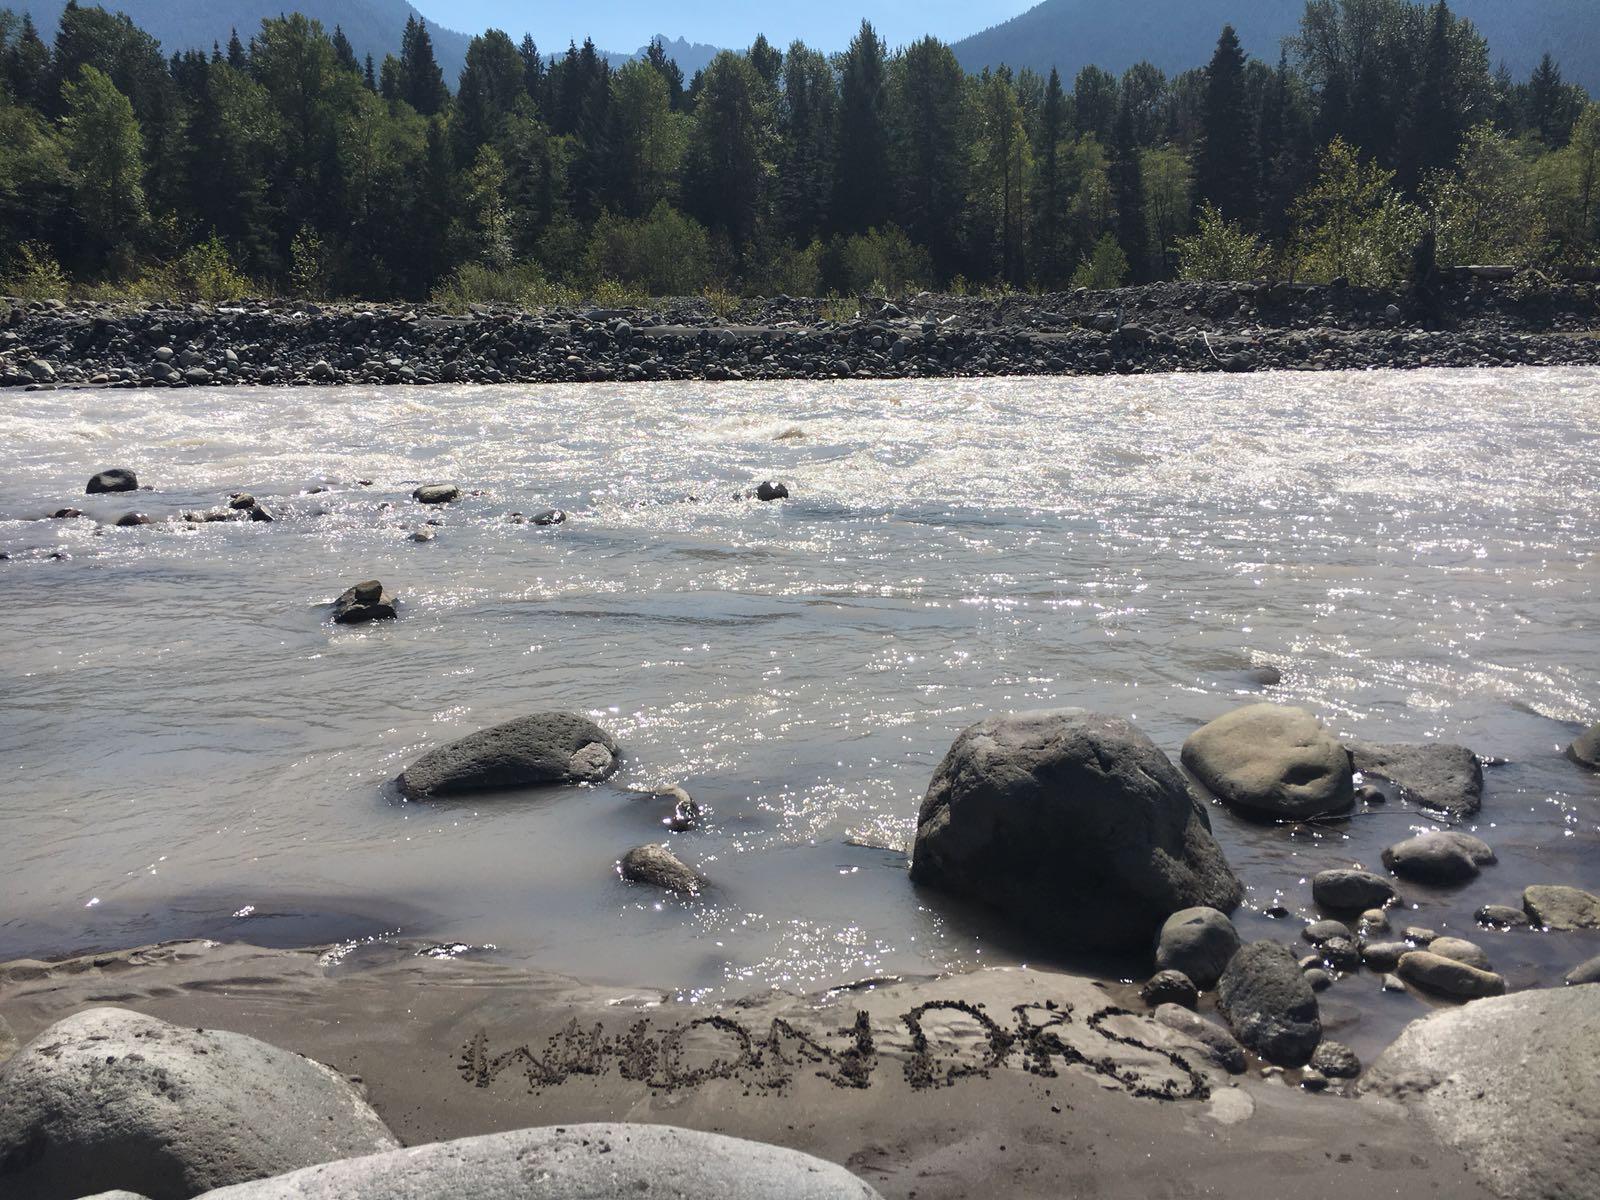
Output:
2,369,1598,1059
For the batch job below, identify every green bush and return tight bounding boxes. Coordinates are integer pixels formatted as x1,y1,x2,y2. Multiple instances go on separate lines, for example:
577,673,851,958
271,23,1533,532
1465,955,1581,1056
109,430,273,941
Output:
177,234,251,301
584,202,712,295
5,242,70,300
830,226,933,296
1175,203,1271,281
1071,234,1130,290
431,260,568,309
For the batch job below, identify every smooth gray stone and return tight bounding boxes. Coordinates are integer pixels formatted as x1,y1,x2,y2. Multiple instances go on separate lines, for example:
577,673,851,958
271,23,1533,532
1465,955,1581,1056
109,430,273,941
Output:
1216,941,1322,1067
1566,955,1600,985
910,710,1242,950
1382,831,1493,885
0,1007,396,1200
1181,704,1353,819
1365,985,1600,1200
1346,740,1483,815
1360,941,1412,972
1302,919,1351,945
1566,722,1600,769
619,843,704,895
1312,868,1398,911
1140,969,1198,1008
1154,906,1241,990
399,712,619,798
1396,951,1506,999
1475,903,1529,928
412,483,460,504
192,1124,882,1199
1524,884,1600,930
1153,1004,1247,1074
1426,936,1491,971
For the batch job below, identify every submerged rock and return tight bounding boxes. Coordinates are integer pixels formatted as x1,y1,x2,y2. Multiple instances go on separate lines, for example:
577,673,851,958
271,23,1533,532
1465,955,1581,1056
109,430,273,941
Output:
1153,1004,1247,1074
1381,831,1494,884
1181,704,1353,819
531,508,566,525
86,467,138,494
1566,955,1600,985
1311,868,1398,911
909,710,1243,950
1523,884,1600,930
1140,969,1199,1009
1360,941,1411,972
0,1007,396,1200
636,784,701,832
1567,723,1600,769
113,511,152,527
1346,740,1483,816
1365,985,1600,1200
1474,903,1529,928
1216,941,1322,1066
399,712,619,798
620,844,704,895
1153,906,1241,990
332,580,396,625
754,480,790,501
412,483,460,505
1396,950,1506,999
181,1124,881,1199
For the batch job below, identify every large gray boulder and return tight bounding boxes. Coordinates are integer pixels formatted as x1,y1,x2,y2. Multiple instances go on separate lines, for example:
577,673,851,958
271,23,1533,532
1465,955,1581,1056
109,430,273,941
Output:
1523,884,1600,930
1311,868,1398,911
1396,951,1506,999
0,1007,396,1200
399,712,619,798
1346,740,1483,816
1153,906,1241,989
1215,941,1322,1066
910,711,1243,950
1181,704,1353,819
1566,723,1600,769
1382,831,1494,884
192,1124,881,1199
1365,985,1600,1200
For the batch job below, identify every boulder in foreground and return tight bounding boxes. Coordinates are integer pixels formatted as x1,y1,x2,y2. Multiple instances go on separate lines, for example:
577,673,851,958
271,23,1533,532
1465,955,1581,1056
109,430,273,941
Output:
1153,906,1240,989
192,1123,881,1199
1346,740,1482,816
400,712,619,798
910,711,1243,950
1181,704,1353,819
1396,950,1505,999
0,1007,396,1200
86,467,139,494
1365,984,1600,1200
1215,941,1321,1066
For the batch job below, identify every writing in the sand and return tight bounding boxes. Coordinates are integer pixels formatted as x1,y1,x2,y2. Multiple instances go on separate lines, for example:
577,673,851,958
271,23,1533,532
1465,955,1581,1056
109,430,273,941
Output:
459,999,1210,1102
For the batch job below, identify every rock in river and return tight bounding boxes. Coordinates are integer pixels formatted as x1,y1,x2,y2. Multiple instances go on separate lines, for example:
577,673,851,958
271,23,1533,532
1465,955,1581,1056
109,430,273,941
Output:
620,843,704,895
1140,969,1199,1008
332,580,396,625
399,711,619,798
1381,831,1494,885
1365,984,1600,1200
1523,884,1600,930
0,1007,396,1200
180,1124,881,1199
412,483,460,505
1154,906,1241,990
1395,950,1506,999
1216,941,1322,1066
754,480,790,501
86,467,138,494
1566,955,1600,985
1180,704,1353,819
1567,723,1600,769
1346,740,1482,816
909,710,1243,951
1311,868,1398,911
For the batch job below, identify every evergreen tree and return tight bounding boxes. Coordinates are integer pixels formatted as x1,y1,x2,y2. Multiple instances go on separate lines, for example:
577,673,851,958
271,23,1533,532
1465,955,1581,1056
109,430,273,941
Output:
60,65,146,273
887,37,966,273
227,29,248,71
331,25,358,75
684,51,767,251
519,35,544,105
1195,25,1257,224
832,20,891,233
775,41,835,241
398,15,448,116
970,73,1031,285
1030,68,1071,284
456,30,527,159
1110,92,1147,279
363,54,376,93
644,38,686,111
1071,65,1117,142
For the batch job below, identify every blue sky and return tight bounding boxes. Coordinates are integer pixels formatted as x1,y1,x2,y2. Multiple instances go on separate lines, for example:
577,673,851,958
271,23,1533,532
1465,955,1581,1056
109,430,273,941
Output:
414,1,1037,53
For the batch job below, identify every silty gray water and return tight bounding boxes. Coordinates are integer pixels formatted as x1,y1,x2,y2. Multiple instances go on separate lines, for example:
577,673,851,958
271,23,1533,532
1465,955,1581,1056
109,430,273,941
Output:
2,368,1596,1062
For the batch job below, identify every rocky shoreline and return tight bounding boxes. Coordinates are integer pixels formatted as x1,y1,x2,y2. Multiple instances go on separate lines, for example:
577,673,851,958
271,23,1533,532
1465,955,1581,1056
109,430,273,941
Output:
5,277,1600,388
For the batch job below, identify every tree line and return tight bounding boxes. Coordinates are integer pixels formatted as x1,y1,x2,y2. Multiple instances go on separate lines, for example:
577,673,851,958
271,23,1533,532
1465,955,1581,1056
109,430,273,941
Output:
1,0,1597,303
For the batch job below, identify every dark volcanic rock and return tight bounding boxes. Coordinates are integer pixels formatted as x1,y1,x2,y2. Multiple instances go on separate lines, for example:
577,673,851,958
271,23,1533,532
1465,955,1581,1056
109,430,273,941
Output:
1568,723,1600,769
619,844,704,895
86,467,138,494
1216,941,1322,1066
1347,740,1483,815
332,580,396,625
909,710,1243,950
1181,704,1353,819
399,711,619,798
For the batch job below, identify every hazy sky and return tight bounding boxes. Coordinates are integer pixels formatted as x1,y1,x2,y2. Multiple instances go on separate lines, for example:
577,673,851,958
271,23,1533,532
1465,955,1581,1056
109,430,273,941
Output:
412,1,1037,53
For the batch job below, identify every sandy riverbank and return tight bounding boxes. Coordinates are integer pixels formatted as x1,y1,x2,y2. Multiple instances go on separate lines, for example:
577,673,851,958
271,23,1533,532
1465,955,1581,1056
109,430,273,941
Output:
0,939,1500,1200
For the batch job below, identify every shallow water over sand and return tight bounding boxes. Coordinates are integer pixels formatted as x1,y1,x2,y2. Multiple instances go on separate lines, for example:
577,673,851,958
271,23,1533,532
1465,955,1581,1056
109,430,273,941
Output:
2,369,1597,1056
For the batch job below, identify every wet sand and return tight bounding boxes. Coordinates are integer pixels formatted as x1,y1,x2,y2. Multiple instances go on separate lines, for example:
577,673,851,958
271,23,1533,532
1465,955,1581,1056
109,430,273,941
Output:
0,939,1497,1199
